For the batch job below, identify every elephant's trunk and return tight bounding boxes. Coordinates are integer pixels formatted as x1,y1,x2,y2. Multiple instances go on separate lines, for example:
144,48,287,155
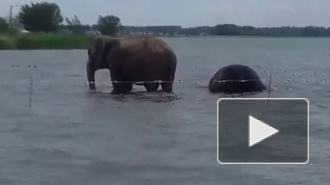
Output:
86,61,96,90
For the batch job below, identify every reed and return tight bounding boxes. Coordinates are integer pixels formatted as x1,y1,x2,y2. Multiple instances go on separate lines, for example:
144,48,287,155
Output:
0,36,15,49
0,33,93,50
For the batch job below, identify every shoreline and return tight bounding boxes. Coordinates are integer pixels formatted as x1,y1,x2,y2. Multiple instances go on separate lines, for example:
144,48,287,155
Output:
1,34,330,51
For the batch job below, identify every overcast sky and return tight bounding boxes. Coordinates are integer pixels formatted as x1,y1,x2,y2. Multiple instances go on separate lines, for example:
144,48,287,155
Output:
0,0,329,27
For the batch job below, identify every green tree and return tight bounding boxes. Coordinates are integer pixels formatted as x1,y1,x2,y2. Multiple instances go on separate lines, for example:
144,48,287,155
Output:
0,18,10,33
96,15,122,35
66,15,81,25
65,15,85,35
18,2,63,33
0,17,19,35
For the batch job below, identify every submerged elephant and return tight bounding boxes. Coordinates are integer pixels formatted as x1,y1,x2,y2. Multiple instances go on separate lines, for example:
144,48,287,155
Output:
86,35,177,94
208,64,266,94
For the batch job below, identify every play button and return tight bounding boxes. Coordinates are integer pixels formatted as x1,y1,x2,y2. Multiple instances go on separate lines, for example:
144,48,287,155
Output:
249,116,279,147
217,98,309,164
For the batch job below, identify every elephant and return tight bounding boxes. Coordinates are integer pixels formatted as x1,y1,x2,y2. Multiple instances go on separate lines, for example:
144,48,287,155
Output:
86,35,177,95
208,64,266,94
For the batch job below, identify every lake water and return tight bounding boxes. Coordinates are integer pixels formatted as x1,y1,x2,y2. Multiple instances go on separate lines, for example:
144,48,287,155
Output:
0,37,329,185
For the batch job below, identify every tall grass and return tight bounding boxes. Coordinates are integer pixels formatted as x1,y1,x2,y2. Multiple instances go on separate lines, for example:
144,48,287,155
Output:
0,36,15,49
0,33,94,50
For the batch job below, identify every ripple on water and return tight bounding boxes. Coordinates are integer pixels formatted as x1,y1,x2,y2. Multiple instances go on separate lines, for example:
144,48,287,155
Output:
108,91,182,103
1,38,330,185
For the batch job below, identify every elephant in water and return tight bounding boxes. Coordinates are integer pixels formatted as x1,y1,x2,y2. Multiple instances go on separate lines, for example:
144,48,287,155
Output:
86,35,177,95
208,64,266,94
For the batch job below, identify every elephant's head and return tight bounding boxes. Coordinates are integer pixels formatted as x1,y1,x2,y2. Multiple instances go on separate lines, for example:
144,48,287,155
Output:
86,35,119,90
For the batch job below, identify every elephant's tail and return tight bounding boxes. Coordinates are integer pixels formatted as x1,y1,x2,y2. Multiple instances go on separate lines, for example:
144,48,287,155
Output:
167,52,177,82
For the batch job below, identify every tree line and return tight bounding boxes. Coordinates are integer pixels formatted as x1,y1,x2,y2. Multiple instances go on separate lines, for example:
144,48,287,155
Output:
1,2,122,35
1,1,330,37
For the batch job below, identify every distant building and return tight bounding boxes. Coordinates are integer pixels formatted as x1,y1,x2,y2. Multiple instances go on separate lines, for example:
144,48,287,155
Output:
173,32,186,37
20,29,30,34
85,30,101,35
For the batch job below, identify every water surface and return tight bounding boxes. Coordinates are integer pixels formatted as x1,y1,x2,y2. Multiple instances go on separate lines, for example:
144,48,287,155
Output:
0,37,329,185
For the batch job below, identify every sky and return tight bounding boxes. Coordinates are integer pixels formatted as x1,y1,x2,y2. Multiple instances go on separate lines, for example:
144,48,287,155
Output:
1,0,330,28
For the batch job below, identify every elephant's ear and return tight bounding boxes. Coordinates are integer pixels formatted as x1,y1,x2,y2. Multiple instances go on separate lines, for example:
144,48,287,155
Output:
99,39,119,64
88,38,107,68
87,48,93,59
87,37,100,60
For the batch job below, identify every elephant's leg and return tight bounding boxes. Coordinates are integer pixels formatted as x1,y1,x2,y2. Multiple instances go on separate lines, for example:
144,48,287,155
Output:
110,69,129,95
122,83,133,94
111,83,122,95
111,83,133,94
144,83,160,92
161,82,173,93
87,62,96,90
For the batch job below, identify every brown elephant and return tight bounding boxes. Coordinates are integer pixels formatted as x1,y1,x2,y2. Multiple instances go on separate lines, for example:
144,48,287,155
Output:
86,35,177,95
208,64,266,94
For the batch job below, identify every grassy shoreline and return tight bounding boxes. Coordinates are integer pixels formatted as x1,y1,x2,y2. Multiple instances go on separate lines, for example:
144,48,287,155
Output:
1,33,330,50
0,34,94,50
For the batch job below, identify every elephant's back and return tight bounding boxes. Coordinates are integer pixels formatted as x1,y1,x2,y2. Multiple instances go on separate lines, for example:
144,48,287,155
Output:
212,64,261,80
114,36,177,81
118,36,176,67
119,36,175,56
208,64,266,93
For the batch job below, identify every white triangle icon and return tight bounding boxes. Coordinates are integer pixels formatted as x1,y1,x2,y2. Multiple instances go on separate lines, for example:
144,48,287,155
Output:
249,116,279,147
